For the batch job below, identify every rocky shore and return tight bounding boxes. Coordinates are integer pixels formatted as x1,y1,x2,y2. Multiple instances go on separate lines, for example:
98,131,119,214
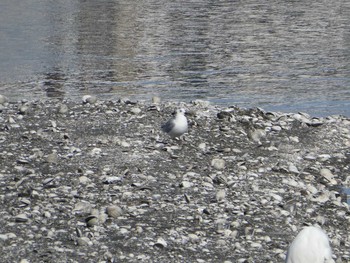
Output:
0,95,349,262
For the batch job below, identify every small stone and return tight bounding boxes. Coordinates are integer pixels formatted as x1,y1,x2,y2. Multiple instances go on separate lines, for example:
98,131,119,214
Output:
77,237,92,246
15,214,29,223
19,104,29,114
135,226,143,234
247,128,266,143
217,111,233,120
320,168,337,185
46,151,58,164
85,215,98,227
7,233,17,239
152,96,161,104
79,176,91,184
120,141,130,147
98,211,108,224
251,242,262,248
0,94,9,105
106,205,123,218
198,143,206,151
49,120,57,128
0,234,8,242
211,159,225,170
74,201,92,215
293,113,310,123
180,181,193,188
320,168,333,178
192,99,210,107
184,193,191,203
43,177,55,186
102,176,122,184
270,193,283,203
289,136,299,143
271,125,282,131
129,107,142,115
216,239,227,247
82,95,97,104
104,251,114,262
304,154,316,161
188,234,200,243
43,211,51,218
216,189,226,203
120,228,130,235
318,154,331,162
154,238,167,249
90,147,102,156
8,116,16,124
306,184,318,194
288,164,299,174
58,103,69,114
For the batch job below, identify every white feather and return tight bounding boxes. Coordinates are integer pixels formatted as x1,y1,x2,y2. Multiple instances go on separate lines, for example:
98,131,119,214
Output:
286,226,334,263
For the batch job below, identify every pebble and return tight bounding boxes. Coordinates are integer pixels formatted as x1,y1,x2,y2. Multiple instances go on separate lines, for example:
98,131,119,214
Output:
85,215,98,227
15,214,29,223
74,201,93,215
58,103,69,114
216,189,226,203
77,237,93,246
217,111,233,120
198,142,207,151
106,205,123,218
82,95,97,104
90,147,102,156
192,99,210,107
79,176,91,184
0,94,8,105
46,151,58,164
211,158,226,170
129,107,142,115
188,233,200,243
154,238,167,249
288,164,300,174
152,96,161,104
0,234,8,242
271,125,282,131
318,154,332,162
247,128,266,143
180,181,193,188
320,168,337,185
19,104,29,114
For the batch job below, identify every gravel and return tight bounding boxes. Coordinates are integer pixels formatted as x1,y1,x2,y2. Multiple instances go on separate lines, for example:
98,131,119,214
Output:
0,96,349,262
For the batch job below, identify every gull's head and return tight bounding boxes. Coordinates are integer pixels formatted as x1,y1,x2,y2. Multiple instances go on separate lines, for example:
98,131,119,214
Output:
176,108,186,115
172,108,186,116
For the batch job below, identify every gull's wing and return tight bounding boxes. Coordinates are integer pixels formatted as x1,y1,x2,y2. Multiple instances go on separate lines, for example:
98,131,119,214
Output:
161,118,175,133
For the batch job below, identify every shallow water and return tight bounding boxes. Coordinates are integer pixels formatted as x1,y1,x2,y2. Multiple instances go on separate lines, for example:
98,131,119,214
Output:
0,0,349,116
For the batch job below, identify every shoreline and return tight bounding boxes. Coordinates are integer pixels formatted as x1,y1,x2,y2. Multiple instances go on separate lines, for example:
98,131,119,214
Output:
0,96,349,262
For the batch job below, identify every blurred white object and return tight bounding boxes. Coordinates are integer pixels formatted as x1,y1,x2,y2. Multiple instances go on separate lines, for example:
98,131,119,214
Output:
286,226,334,263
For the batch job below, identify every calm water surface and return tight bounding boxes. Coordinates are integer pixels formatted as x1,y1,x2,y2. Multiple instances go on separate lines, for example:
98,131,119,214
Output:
0,0,349,116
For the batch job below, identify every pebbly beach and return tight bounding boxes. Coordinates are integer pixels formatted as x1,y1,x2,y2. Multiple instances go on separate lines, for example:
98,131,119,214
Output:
0,95,350,262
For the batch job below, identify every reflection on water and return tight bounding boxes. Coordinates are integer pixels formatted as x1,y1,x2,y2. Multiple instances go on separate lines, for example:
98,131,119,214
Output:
0,0,349,116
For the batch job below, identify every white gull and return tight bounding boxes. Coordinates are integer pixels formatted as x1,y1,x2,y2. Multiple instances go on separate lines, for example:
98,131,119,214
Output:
285,226,334,263
161,108,188,139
